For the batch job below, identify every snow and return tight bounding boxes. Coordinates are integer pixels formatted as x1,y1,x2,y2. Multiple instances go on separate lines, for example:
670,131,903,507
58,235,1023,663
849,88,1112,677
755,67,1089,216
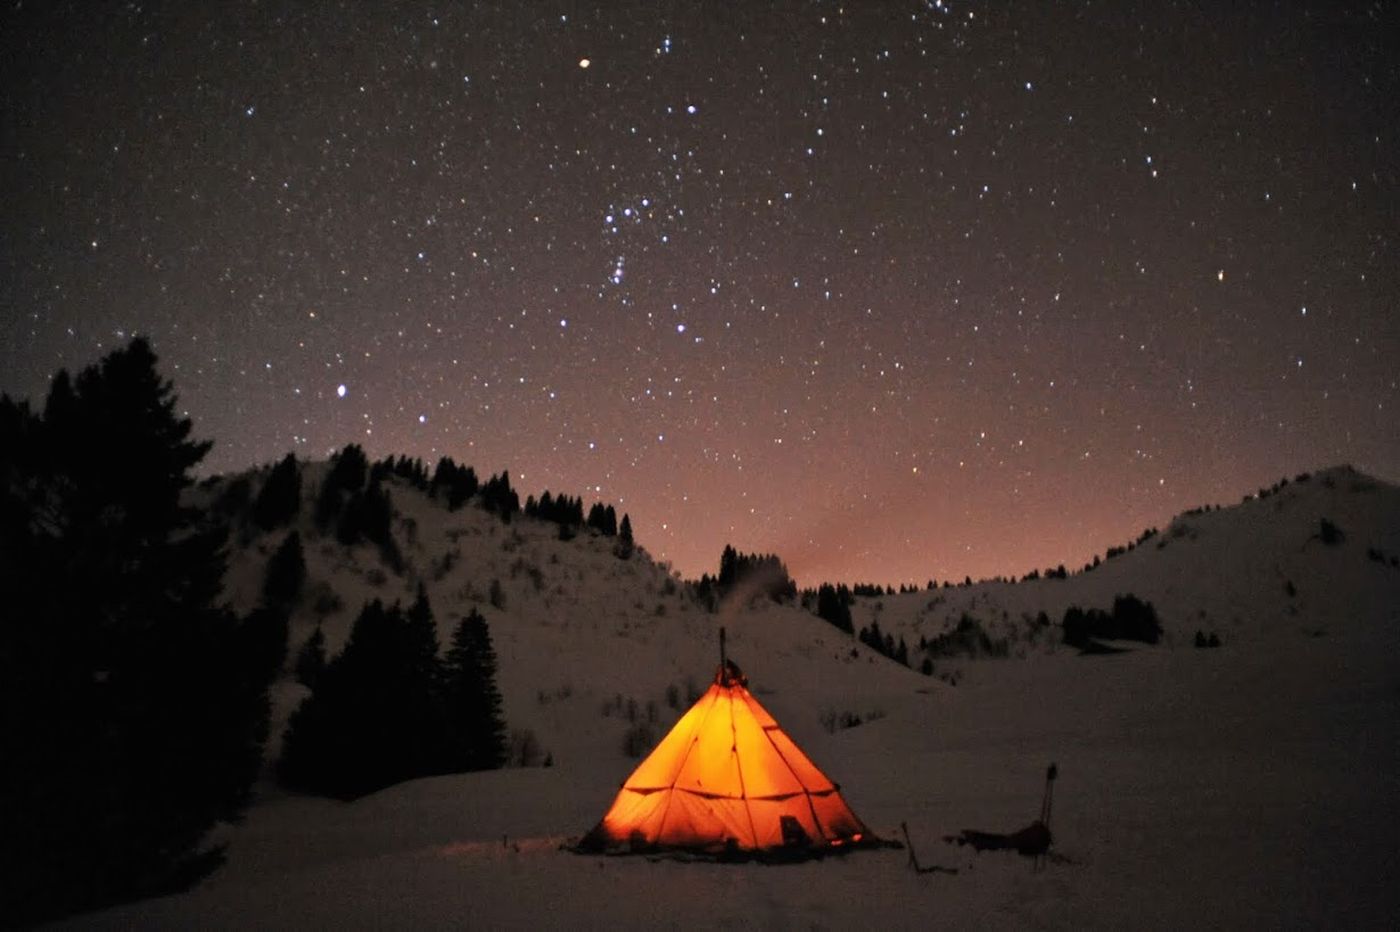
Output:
849,466,1400,651
65,465,1400,928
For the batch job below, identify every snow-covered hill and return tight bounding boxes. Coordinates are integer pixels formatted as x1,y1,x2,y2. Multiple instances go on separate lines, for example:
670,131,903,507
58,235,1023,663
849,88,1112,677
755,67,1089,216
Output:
62,461,1399,928
200,461,1399,775
849,466,1400,656
202,460,922,776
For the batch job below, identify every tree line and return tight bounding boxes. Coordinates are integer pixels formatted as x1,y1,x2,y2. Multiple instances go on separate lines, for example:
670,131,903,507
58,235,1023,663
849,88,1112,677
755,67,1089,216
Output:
280,587,506,799
693,544,797,608
1,340,270,923
0,339,519,925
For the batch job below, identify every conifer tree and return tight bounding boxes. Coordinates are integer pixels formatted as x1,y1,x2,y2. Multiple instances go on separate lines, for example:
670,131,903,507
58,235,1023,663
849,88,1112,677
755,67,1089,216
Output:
616,513,635,559
401,585,445,775
442,608,507,771
0,338,268,923
816,583,854,633
252,453,301,530
335,476,401,571
294,625,326,689
212,475,253,519
239,604,290,684
262,530,306,608
479,470,519,520
718,544,739,588
430,457,477,510
315,444,368,529
278,598,441,798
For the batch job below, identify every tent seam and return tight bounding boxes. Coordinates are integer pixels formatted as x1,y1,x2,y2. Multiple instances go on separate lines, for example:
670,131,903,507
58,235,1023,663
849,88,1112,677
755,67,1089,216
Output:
651,685,720,842
746,688,835,842
729,688,761,847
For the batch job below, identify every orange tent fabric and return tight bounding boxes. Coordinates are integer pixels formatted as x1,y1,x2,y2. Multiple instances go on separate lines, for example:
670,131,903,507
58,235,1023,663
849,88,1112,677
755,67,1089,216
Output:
580,663,870,854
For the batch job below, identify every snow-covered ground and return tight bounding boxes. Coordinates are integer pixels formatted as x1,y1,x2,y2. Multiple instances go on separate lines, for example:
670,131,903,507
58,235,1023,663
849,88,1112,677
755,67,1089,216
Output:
68,628,1399,929
62,464,1400,928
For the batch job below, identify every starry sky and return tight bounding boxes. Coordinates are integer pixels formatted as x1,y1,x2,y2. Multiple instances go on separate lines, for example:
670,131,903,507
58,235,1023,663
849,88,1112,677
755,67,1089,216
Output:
2,1,1396,586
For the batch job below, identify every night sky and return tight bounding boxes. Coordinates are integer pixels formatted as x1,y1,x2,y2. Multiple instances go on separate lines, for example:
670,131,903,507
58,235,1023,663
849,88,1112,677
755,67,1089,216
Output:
3,2,1396,585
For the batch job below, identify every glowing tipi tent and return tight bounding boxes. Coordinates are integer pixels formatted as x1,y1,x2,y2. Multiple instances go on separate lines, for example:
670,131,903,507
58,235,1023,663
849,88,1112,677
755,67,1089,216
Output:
579,650,873,856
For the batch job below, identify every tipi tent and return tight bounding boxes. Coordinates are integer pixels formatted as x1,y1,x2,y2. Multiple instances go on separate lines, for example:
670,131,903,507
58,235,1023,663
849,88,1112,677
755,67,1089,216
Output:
579,660,873,856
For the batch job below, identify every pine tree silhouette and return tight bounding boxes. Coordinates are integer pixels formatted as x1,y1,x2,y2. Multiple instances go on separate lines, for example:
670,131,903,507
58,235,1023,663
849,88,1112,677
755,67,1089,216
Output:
430,457,478,510
335,476,401,572
402,585,445,776
442,608,507,771
239,604,290,684
718,544,739,588
262,530,306,608
252,453,301,530
712,545,796,602
815,583,854,633
0,338,268,924
294,625,326,689
315,444,368,529
479,471,520,520
278,595,444,798
616,513,635,559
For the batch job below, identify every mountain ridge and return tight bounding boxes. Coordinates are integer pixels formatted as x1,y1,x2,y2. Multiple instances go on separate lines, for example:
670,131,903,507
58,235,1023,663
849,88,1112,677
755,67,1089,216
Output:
202,457,1399,782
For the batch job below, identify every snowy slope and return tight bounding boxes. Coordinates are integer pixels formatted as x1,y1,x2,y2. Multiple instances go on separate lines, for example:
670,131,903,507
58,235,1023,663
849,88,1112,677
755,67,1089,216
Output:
204,461,923,776
58,462,1400,928
850,466,1400,653
66,623,1400,929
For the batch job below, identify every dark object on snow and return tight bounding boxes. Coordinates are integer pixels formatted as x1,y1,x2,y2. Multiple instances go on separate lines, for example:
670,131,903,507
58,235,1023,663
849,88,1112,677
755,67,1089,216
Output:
946,763,1058,863
948,821,1051,856
1078,638,1131,655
